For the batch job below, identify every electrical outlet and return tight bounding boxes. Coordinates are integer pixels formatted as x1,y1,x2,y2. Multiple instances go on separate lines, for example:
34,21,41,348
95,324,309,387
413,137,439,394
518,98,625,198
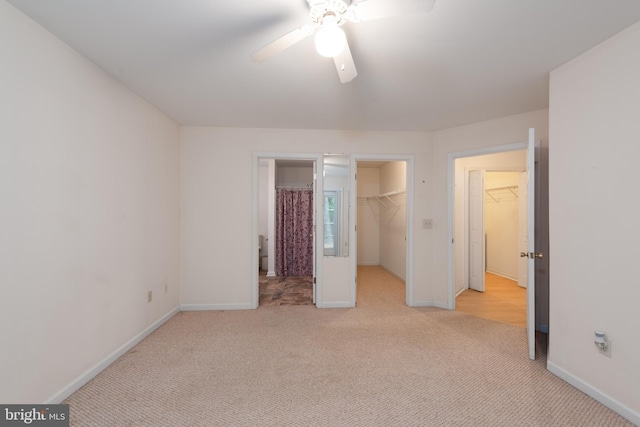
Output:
148,290,152,303
594,331,611,357
422,219,433,229
599,340,612,358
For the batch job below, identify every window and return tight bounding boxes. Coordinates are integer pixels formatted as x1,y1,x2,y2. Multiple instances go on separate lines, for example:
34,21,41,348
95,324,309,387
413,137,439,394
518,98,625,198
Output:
323,191,339,256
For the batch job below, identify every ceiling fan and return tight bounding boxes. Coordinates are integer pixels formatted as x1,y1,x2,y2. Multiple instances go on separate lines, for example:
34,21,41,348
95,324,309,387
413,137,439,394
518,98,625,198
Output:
250,0,436,83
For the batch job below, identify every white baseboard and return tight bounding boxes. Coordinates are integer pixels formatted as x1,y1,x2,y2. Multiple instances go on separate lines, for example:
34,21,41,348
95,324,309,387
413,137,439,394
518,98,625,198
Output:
317,301,353,308
180,303,255,311
412,300,451,309
547,361,639,425
357,262,379,266
46,305,180,404
379,264,406,282
485,269,517,281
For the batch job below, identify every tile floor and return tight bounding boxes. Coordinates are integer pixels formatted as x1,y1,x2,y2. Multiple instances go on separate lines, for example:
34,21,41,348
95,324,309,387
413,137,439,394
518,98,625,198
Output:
258,273,313,306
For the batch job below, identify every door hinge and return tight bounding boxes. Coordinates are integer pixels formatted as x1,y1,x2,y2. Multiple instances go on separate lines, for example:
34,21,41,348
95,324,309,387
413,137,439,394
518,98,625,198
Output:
313,277,316,284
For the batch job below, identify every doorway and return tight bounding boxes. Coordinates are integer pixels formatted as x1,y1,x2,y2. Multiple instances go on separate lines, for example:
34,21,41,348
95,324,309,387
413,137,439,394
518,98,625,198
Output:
448,130,542,360
453,152,527,326
352,157,413,306
253,154,321,308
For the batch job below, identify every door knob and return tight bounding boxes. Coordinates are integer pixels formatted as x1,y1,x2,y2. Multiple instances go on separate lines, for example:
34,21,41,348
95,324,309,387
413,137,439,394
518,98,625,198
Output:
521,252,544,259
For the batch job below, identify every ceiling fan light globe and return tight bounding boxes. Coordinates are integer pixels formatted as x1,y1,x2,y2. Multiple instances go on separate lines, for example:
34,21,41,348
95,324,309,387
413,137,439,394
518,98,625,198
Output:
315,26,346,58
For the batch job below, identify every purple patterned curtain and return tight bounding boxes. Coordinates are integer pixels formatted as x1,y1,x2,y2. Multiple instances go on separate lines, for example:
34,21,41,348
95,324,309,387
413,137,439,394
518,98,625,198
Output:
276,188,314,276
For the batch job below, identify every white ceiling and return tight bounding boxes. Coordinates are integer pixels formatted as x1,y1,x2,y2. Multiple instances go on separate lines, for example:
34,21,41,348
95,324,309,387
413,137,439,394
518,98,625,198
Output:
8,0,640,131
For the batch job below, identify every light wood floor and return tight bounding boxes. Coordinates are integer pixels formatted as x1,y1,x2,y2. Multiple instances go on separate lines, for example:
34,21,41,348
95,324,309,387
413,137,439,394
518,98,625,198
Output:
456,272,526,328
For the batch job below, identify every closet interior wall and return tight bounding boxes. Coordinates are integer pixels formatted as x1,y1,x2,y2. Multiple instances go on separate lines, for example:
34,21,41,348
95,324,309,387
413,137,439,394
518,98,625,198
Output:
356,161,407,280
485,171,520,281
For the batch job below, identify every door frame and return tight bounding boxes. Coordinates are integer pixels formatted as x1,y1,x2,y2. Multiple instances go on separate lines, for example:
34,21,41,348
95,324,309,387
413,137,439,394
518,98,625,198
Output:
252,152,324,309
463,166,526,293
447,141,528,309
350,154,415,306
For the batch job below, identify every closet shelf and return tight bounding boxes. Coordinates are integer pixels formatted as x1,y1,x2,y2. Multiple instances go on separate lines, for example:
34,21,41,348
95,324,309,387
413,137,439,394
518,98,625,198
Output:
485,186,518,203
358,189,406,208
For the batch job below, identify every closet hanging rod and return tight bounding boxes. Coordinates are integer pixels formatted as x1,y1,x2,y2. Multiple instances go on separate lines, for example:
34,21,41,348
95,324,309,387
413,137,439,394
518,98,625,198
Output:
485,185,518,203
377,188,406,198
358,189,406,208
377,188,405,207
359,189,406,201
485,186,518,197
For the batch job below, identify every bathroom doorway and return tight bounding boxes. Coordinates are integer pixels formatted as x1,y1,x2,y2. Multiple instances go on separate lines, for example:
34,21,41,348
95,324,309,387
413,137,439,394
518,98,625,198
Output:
254,155,320,307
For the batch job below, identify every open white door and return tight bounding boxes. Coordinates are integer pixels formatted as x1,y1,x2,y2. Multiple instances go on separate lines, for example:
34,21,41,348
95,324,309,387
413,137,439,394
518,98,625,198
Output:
524,128,538,360
517,172,528,289
312,161,317,304
469,170,485,292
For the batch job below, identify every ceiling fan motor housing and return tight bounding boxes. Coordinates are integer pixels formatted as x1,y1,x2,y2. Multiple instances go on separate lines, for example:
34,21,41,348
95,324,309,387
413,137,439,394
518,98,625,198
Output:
309,0,350,26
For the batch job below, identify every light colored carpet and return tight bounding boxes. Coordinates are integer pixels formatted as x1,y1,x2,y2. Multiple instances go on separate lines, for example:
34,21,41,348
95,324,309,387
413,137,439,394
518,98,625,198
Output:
64,266,632,426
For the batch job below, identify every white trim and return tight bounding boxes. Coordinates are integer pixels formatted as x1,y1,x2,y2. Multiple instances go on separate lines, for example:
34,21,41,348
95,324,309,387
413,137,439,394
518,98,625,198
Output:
485,269,518,281
180,303,254,311
317,301,352,308
45,306,180,404
379,264,406,283
351,154,414,307
252,153,259,308
413,301,451,309
547,361,640,425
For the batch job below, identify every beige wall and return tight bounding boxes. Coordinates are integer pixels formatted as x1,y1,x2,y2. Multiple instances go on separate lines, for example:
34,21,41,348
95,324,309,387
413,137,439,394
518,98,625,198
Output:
485,172,521,280
356,167,380,266
180,128,433,307
379,162,407,279
0,2,180,403
276,165,313,186
180,109,548,310
433,110,549,308
548,20,640,424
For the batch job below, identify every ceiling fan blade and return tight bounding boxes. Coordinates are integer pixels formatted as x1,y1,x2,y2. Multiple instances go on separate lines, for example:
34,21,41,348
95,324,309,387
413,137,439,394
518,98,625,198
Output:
333,41,357,83
250,24,315,63
350,0,436,22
